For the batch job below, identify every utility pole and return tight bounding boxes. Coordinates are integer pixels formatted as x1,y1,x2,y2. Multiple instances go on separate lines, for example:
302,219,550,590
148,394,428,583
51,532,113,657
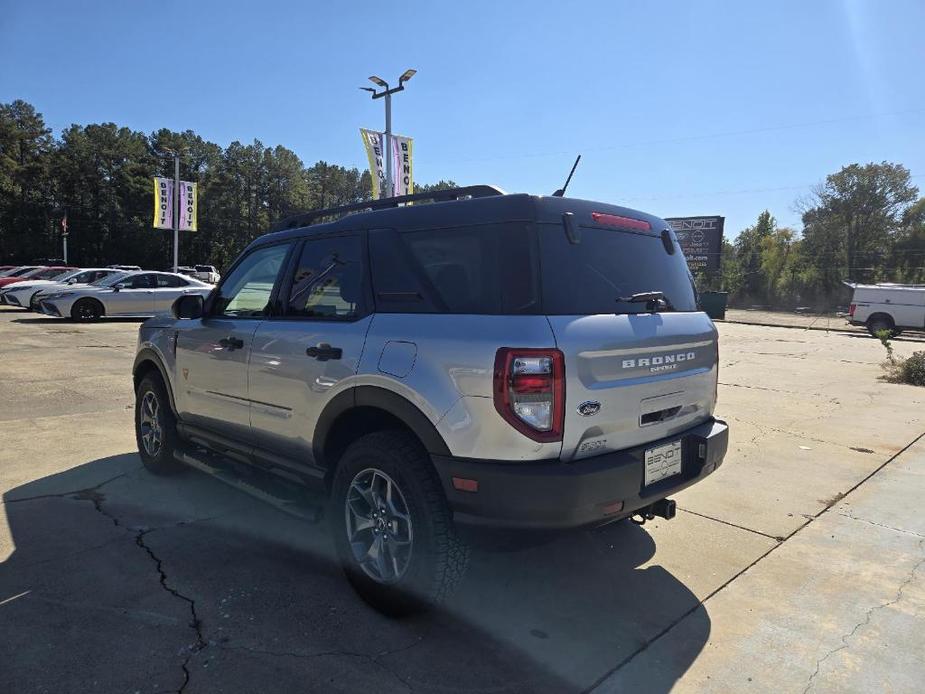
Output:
172,152,180,273
156,147,183,272
361,69,416,198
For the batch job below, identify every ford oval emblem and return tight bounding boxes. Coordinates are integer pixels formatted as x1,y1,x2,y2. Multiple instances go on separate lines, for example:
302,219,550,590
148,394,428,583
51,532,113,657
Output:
577,401,601,417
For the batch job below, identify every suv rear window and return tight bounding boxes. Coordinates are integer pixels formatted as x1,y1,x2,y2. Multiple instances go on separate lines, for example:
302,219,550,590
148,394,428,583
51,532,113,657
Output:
370,223,538,314
538,223,697,314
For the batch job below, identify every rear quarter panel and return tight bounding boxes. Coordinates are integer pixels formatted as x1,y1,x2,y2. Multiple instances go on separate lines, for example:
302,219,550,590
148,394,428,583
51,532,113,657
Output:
356,314,563,461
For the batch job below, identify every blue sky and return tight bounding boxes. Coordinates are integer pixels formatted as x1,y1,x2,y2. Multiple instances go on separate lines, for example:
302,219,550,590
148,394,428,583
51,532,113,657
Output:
2,0,923,237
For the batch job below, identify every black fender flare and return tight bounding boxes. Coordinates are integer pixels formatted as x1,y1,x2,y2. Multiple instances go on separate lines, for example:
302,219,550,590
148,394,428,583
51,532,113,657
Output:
132,347,177,414
312,386,451,466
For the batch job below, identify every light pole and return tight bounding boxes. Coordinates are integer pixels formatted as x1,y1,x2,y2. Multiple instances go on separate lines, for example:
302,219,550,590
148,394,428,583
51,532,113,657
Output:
360,69,416,197
155,148,182,272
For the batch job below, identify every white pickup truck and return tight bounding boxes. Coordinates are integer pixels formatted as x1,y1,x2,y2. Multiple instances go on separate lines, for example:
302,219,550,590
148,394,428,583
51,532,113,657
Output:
847,283,925,336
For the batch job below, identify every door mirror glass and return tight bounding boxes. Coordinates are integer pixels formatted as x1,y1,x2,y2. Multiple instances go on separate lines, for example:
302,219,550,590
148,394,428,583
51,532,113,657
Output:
172,294,204,319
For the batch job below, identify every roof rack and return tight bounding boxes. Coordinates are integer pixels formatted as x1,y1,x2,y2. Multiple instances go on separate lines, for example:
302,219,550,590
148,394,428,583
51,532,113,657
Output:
270,185,506,232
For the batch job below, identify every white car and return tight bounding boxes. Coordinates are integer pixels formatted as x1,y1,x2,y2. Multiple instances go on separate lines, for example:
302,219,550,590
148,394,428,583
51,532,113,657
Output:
38,271,214,321
1,268,119,310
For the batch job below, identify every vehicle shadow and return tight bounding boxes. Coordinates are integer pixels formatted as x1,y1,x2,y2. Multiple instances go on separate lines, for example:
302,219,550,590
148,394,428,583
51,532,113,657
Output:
0,454,710,693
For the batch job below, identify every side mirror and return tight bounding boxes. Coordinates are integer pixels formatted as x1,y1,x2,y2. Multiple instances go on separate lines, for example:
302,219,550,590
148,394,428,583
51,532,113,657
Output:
113,283,126,291
172,294,204,320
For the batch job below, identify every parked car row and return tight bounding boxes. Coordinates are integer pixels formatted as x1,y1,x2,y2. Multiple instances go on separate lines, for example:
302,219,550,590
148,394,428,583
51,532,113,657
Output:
0,265,215,320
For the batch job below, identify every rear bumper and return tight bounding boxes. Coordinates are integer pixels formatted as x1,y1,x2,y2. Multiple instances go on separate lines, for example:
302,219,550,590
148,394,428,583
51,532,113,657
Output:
432,418,728,530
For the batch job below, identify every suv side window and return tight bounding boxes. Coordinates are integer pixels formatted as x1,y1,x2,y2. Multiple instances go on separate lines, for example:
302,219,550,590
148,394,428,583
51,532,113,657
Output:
286,235,363,319
370,223,538,314
211,243,291,317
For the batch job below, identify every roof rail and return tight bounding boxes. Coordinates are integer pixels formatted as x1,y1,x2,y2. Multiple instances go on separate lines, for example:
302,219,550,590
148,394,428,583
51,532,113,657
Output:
270,185,506,232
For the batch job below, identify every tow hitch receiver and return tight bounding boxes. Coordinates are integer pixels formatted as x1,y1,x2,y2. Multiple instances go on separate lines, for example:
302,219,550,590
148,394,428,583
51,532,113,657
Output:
631,498,677,525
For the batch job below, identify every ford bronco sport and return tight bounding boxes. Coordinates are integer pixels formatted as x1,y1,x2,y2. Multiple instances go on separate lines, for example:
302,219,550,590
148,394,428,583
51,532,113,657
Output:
132,185,729,614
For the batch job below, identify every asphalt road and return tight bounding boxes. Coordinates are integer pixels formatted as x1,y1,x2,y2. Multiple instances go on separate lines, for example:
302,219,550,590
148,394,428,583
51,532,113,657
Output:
1,308,923,693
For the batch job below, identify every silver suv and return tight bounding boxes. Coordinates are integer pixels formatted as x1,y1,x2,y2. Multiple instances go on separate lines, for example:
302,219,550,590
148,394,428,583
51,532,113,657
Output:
132,185,729,614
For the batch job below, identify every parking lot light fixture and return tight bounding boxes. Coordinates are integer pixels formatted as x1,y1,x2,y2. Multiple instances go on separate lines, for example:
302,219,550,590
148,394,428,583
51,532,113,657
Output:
361,69,417,198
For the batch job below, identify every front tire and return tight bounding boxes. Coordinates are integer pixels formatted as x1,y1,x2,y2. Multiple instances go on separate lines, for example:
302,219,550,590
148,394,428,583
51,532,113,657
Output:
135,373,184,475
71,298,103,321
330,430,469,616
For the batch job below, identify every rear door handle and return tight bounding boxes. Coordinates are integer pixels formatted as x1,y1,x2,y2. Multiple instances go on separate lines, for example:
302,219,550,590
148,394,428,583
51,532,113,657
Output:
218,337,244,350
306,343,342,361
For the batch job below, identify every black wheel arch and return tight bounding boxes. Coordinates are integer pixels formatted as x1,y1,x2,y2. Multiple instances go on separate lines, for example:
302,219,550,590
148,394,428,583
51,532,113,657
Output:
133,348,178,415
866,312,895,327
313,386,451,476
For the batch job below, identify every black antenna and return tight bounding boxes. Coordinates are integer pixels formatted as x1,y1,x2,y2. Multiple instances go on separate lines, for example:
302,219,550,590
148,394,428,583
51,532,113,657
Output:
552,154,581,197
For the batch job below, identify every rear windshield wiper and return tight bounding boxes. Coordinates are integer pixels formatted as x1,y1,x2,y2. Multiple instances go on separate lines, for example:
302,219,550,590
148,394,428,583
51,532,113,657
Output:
616,291,675,312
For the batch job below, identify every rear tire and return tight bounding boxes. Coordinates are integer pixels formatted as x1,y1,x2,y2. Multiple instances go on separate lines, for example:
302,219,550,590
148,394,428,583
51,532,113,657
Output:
135,373,184,475
330,430,469,616
866,314,897,337
71,298,103,321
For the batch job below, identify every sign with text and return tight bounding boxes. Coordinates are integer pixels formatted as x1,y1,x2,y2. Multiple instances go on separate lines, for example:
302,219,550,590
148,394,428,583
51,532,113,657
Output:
389,134,413,197
360,128,386,199
153,177,174,229
360,129,414,199
665,216,725,273
178,181,198,231
153,178,198,230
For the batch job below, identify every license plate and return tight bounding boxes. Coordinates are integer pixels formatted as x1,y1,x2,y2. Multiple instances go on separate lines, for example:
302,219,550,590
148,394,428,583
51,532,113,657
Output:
644,440,683,486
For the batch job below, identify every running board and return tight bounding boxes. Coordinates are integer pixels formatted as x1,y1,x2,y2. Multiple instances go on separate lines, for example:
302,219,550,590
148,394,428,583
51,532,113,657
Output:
174,449,325,523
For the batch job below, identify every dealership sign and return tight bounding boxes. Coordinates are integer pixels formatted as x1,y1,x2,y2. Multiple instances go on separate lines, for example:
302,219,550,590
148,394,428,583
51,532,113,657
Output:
153,178,198,231
360,129,414,199
664,216,725,272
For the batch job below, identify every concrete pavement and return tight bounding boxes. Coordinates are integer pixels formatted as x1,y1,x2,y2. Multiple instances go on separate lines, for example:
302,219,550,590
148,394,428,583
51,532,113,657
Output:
1,308,923,693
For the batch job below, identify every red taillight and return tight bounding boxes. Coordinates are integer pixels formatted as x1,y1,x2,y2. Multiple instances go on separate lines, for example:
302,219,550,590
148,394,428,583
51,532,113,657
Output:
591,212,651,232
849,303,856,317
493,348,565,443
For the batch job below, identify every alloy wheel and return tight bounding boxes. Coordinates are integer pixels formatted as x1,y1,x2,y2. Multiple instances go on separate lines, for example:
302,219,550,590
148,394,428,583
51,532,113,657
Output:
139,390,163,457
345,468,414,584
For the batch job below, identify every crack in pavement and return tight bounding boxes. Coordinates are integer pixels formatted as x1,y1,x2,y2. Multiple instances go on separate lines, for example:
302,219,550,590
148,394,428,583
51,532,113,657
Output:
677,508,783,541
837,511,925,540
802,538,925,694
60,484,209,694
2,472,128,505
220,639,422,692
135,528,207,694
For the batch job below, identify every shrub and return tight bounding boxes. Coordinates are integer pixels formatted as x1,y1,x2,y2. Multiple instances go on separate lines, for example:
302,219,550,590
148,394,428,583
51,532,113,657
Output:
880,348,925,387
900,351,925,386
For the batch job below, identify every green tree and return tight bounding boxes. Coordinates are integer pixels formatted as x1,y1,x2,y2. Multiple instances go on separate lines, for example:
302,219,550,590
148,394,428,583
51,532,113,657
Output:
0,100,54,260
801,162,918,286
734,210,776,302
891,198,925,284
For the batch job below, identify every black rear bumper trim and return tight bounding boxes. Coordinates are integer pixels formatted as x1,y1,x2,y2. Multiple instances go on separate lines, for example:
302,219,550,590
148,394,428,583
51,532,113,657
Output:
432,418,728,530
